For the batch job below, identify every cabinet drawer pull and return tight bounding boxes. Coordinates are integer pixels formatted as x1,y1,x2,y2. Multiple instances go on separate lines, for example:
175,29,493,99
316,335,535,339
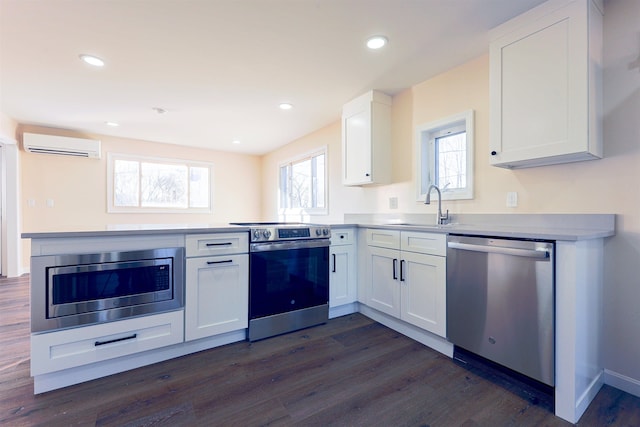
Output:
207,259,233,265
206,242,233,247
95,333,137,347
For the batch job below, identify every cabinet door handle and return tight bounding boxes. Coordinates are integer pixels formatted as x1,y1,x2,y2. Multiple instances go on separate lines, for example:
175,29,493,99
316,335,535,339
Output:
95,333,137,347
400,260,405,282
392,258,398,280
332,253,337,272
490,151,497,156
207,259,233,265
206,242,233,247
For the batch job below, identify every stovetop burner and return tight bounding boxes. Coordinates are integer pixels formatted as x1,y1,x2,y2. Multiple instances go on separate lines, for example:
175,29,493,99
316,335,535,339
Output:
229,222,331,242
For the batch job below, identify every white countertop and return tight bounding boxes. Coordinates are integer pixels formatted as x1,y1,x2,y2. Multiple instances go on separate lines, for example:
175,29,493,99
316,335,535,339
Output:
21,214,615,241
21,223,250,239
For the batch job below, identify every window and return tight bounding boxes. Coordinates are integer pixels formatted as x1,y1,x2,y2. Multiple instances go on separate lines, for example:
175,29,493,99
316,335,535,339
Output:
107,153,213,213
416,110,474,201
279,148,327,214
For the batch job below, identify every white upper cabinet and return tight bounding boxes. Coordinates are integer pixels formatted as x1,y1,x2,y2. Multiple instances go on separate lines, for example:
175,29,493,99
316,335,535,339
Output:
489,0,603,169
342,90,392,185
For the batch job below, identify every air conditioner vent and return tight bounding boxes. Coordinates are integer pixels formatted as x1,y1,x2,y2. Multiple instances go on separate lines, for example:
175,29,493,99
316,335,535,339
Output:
23,133,101,159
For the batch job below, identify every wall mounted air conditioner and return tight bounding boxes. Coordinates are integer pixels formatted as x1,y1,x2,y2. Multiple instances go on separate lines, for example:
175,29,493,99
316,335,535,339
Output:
23,133,101,158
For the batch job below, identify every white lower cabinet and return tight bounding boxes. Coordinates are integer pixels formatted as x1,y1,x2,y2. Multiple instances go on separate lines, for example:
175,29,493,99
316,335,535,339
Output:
31,310,184,376
368,246,400,317
364,229,447,337
184,232,249,341
400,251,446,335
185,254,249,341
329,228,357,310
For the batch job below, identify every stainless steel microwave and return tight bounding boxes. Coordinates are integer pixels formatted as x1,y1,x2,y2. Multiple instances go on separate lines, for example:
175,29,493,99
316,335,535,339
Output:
31,247,184,332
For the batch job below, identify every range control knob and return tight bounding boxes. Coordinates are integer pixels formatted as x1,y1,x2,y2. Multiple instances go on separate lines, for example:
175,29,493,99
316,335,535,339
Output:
322,228,329,236
315,228,322,236
253,230,262,240
262,229,272,239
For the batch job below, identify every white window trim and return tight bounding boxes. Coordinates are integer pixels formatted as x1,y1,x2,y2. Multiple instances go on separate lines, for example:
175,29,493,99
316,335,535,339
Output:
278,146,328,216
415,110,474,202
107,152,214,214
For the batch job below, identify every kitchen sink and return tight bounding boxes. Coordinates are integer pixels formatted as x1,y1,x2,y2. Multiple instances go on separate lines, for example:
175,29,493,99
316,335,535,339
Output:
386,223,456,229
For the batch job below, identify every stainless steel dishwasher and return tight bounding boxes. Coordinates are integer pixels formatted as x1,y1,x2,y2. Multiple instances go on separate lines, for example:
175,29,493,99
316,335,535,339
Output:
447,234,555,387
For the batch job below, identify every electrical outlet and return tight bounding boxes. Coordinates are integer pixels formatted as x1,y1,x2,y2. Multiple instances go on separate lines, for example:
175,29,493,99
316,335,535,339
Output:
506,192,518,208
27,199,36,208
389,197,398,209
46,199,55,208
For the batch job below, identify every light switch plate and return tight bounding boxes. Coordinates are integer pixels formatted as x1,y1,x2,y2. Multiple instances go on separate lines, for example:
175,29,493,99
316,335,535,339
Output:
389,197,398,209
506,192,518,208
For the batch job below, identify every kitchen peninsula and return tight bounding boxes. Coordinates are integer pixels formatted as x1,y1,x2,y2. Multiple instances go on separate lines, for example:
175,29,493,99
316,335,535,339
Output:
23,213,614,424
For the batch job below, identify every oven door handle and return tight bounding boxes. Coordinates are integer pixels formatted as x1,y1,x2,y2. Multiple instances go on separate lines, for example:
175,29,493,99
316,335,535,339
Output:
250,239,330,252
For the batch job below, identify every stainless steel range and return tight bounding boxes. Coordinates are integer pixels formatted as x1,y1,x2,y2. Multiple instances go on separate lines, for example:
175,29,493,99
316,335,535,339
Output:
231,222,331,341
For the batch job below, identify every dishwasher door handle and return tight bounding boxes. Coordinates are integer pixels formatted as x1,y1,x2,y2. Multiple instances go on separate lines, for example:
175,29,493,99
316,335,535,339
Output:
448,241,550,259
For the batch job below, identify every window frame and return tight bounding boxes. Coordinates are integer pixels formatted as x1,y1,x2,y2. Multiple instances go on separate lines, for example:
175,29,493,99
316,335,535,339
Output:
107,152,214,214
278,146,328,216
416,110,474,202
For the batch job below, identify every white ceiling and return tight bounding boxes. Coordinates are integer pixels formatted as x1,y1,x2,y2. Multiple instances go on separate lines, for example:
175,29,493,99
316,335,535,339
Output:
0,0,546,155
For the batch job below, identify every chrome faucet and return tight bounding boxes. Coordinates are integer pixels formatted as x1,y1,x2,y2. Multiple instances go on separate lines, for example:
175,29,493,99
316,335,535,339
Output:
425,184,449,225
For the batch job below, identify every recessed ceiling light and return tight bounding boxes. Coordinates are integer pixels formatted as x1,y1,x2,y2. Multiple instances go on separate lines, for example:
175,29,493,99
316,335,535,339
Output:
152,107,167,114
105,121,119,127
79,54,105,67
232,140,241,144
366,36,388,50
279,103,293,110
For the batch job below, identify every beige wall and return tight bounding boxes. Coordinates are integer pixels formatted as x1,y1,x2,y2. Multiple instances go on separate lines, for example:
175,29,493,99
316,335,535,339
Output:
261,121,375,223
0,112,18,140
261,0,640,386
19,125,263,265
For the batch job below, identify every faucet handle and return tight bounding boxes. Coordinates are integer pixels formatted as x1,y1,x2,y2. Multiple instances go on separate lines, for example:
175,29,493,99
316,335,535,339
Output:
440,209,450,225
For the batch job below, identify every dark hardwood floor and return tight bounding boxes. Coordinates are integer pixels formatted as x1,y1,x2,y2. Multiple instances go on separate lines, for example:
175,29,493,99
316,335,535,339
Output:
2,274,640,426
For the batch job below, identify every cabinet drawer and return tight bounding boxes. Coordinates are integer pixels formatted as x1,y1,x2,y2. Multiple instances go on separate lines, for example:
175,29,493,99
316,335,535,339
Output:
186,233,248,257
31,310,184,375
400,231,446,256
331,228,355,246
366,228,400,249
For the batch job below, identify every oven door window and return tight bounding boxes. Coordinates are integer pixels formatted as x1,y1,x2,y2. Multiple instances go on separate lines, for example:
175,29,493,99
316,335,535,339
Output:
48,259,173,318
250,246,328,319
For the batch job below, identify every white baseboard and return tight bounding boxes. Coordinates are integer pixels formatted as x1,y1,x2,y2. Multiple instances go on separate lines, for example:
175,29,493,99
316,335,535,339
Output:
576,370,605,423
329,302,358,319
605,369,640,398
